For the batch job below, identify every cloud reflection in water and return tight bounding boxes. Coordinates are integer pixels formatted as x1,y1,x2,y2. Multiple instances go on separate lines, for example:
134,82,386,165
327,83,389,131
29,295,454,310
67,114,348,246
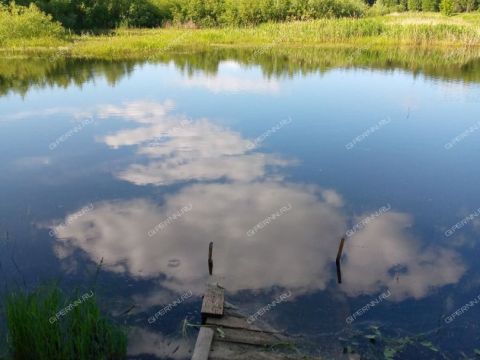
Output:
51,100,465,303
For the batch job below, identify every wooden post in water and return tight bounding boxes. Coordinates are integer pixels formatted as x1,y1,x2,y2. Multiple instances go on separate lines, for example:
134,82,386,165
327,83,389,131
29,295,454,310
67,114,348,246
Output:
208,242,213,276
336,237,345,284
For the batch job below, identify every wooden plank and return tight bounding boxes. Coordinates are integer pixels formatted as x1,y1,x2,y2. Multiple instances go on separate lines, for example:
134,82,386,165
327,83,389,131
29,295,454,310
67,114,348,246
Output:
191,327,214,360
223,306,245,318
201,284,224,318
214,327,284,346
209,341,306,360
206,315,278,333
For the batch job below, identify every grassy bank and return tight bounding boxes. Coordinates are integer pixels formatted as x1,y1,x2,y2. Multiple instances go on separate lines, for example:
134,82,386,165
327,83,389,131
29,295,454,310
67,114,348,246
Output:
4,285,127,359
1,12,480,59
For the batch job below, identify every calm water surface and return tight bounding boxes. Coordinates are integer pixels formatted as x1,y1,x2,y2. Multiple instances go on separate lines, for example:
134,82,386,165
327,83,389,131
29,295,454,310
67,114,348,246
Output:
1,53,480,359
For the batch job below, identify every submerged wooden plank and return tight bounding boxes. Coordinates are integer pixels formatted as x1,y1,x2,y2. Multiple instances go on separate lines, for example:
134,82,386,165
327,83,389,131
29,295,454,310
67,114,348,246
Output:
214,327,284,346
191,327,214,360
209,341,304,360
206,315,278,333
201,284,224,318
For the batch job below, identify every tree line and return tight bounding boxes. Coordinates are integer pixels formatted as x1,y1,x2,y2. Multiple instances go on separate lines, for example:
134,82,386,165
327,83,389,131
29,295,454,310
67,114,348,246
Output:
2,0,479,31
379,0,477,13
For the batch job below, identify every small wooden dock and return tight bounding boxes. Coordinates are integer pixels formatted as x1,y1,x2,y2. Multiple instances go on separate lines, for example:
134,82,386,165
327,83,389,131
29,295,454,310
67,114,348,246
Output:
192,242,320,359
191,279,317,360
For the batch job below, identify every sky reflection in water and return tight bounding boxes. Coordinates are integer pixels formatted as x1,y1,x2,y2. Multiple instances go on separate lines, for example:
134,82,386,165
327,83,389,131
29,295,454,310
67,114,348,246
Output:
1,58,480,359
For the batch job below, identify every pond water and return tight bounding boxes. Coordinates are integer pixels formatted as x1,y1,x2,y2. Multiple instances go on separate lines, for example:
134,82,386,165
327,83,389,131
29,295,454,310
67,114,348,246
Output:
1,51,480,359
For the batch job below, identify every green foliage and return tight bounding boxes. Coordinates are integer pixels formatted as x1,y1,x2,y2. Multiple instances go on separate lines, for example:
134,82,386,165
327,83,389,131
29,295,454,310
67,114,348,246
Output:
370,0,404,15
307,0,368,18
122,0,169,27
0,3,65,44
7,0,174,31
440,0,455,14
439,0,478,13
221,0,276,26
2,0,480,32
171,0,368,27
454,0,478,12
379,0,401,6
171,0,226,26
422,0,440,10
5,286,127,360
408,0,423,10
400,0,409,10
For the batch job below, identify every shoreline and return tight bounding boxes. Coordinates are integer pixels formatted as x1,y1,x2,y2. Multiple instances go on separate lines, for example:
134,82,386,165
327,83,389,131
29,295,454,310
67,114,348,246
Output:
1,13,480,59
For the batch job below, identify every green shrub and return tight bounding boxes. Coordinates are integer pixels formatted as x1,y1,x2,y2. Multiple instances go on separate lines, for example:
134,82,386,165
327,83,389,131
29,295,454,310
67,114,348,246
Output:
123,0,168,27
440,0,455,14
399,0,409,10
454,0,477,12
408,0,423,10
369,0,404,15
286,0,368,20
309,0,368,18
173,0,367,27
0,3,65,43
422,0,440,10
172,0,226,26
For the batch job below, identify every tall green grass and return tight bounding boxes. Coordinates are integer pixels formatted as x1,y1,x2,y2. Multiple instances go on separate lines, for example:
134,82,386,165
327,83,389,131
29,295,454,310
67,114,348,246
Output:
66,15,480,59
1,12,479,57
4,286,127,360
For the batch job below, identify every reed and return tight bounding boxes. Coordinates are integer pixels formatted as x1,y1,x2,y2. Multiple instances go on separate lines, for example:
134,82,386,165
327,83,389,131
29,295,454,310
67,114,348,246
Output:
66,16,480,59
4,285,127,360
2,12,480,55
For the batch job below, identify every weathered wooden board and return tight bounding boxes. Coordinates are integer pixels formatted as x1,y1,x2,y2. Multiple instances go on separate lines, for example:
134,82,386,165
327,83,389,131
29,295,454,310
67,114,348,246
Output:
209,341,305,360
206,315,280,334
213,327,283,346
201,284,224,318
206,315,262,332
191,327,214,360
